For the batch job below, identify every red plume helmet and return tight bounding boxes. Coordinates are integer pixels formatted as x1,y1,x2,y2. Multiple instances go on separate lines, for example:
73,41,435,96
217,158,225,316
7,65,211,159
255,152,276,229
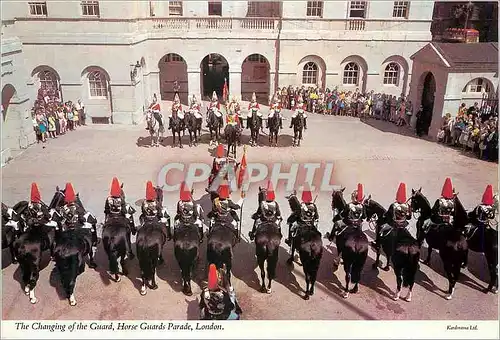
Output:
30,182,41,203
64,183,76,204
207,264,219,291
110,177,121,198
145,181,157,201
216,144,224,158
266,181,275,201
301,183,313,203
441,177,454,199
218,182,230,200
482,184,494,205
356,183,364,202
396,182,407,204
179,181,191,202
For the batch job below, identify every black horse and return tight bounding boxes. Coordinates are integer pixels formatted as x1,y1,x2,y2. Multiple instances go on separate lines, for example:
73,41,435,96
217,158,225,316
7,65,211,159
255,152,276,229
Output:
247,109,262,147
170,110,184,148
362,195,393,271
14,224,55,304
53,226,95,306
460,197,498,294
136,219,167,296
185,109,202,147
410,189,468,300
224,124,240,159
291,112,305,147
173,220,201,296
286,192,323,300
102,215,130,282
207,219,239,288
207,108,222,146
267,115,281,147
2,202,25,264
391,227,421,302
253,187,282,294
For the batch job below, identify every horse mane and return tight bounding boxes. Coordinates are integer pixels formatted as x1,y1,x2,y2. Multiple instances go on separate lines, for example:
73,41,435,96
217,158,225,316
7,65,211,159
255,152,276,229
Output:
365,198,386,214
287,194,301,213
332,190,347,210
414,190,431,211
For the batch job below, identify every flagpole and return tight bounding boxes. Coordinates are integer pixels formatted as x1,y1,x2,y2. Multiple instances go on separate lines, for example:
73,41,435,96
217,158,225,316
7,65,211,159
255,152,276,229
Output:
238,145,247,242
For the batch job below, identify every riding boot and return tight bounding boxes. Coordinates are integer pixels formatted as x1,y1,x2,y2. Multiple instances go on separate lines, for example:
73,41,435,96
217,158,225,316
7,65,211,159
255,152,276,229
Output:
284,224,292,246
126,230,135,260
289,117,294,128
370,224,381,250
248,219,257,241
327,225,335,242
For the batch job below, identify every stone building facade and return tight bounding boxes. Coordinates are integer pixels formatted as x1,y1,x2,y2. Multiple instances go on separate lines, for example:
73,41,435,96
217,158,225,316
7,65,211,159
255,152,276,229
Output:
2,1,435,125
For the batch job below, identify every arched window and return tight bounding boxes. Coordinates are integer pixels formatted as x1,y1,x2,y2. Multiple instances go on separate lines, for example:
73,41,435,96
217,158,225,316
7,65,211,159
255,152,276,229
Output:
302,62,318,84
343,62,359,85
383,62,399,85
464,78,491,93
39,70,58,91
88,71,108,98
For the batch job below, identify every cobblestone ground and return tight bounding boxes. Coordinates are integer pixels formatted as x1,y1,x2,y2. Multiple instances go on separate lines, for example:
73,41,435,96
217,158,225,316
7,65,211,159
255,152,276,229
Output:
2,104,498,321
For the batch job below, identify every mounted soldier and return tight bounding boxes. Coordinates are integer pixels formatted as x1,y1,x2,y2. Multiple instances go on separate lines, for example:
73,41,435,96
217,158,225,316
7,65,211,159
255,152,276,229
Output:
246,92,263,128
249,181,282,241
327,183,366,242
227,96,242,129
207,91,223,127
189,94,203,119
23,182,52,229
469,184,497,226
169,93,184,130
59,182,98,267
103,177,136,260
141,181,172,241
199,264,242,320
174,181,204,243
431,177,456,225
285,185,319,246
267,94,283,130
209,144,228,187
290,94,308,130
148,100,164,131
207,182,241,235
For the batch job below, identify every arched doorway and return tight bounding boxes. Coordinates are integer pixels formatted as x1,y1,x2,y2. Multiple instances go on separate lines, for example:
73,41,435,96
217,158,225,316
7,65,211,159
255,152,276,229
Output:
241,54,270,104
31,66,61,101
420,72,436,135
201,54,229,100
158,53,188,103
2,84,16,121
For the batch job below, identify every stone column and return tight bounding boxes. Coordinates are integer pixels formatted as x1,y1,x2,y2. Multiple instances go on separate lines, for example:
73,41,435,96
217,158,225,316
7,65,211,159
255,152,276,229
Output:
229,71,242,101
187,68,201,100
269,71,276,96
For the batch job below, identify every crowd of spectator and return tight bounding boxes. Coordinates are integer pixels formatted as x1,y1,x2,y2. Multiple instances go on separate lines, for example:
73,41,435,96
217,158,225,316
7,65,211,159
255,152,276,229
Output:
32,88,86,147
437,102,498,162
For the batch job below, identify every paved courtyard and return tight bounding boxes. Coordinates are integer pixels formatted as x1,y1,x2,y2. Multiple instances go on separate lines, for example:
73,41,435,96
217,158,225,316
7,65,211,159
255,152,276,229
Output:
2,104,498,321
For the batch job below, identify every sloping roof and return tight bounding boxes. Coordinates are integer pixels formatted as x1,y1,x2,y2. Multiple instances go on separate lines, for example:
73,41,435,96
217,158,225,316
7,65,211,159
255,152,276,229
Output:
431,42,498,71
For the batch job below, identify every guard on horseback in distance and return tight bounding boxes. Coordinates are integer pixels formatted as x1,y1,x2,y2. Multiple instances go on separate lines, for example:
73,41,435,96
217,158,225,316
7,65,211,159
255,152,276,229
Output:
104,177,136,260
207,91,223,128
199,264,242,320
189,94,203,118
60,182,98,268
149,100,164,132
372,182,412,249
327,183,366,242
431,177,456,226
285,185,319,246
226,96,242,130
267,95,283,130
209,144,228,187
249,181,282,241
23,182,52,229
289,95,308,130
168,93,184,130
246,92,263,129
470,184,497,225
174,181,205,243
141,181,172,240
207,182,241,236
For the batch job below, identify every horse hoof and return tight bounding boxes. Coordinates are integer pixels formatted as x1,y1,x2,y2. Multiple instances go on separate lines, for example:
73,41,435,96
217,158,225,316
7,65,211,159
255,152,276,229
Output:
30,297,38,304
461,263,467,269
115,276,121,283
392,294,399,301
140,288,147,296
445,294,452,300
343,292,349,299
24,287,30,295
266,288,272,294
350,287,358,294
260,286,267,293
303,294,310,300
404,296,412,302
88,262,97,269
151,283,158,290
69,299,77,306
492,288,498,294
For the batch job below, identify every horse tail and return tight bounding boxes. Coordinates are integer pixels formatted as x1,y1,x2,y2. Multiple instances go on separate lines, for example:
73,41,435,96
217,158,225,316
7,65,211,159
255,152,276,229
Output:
402,245,420,288
17,250,39,286
137,242,160,280
174,244,198,276
350,248,369,284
